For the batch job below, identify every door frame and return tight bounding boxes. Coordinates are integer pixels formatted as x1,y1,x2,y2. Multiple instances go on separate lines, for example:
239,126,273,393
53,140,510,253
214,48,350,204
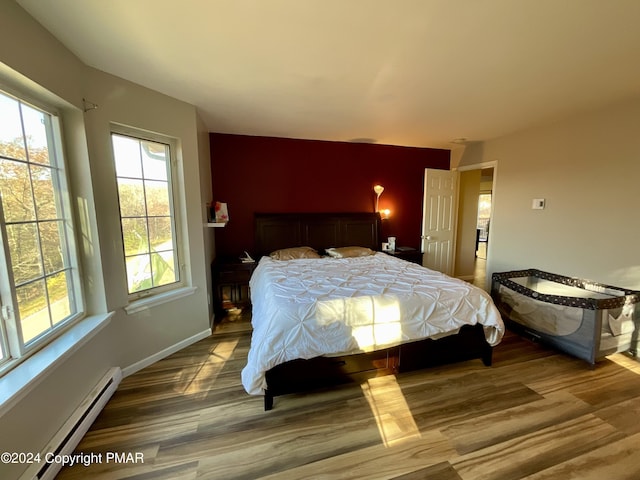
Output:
456,160,498,288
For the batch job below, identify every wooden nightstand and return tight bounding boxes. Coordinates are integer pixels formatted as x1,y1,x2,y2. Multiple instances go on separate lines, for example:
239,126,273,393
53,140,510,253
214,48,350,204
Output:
212,257,257,320
384,248,423,264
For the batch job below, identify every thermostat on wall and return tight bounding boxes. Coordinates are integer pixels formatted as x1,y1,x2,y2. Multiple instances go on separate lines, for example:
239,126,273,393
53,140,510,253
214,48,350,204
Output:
532,198,546,210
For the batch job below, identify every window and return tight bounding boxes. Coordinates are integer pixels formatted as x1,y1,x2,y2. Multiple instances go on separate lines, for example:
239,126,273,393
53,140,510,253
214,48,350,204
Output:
111,130,181,297
0,89,82,369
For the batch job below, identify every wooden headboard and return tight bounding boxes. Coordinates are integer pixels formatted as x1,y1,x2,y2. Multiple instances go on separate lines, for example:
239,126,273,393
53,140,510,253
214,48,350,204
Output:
254,212,381,258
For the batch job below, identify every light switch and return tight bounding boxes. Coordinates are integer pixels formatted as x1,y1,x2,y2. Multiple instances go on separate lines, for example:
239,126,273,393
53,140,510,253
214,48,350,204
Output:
532,198,545,209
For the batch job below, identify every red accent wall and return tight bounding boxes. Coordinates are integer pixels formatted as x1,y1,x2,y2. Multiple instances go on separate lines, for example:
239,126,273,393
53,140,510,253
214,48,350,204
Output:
210,133,449,257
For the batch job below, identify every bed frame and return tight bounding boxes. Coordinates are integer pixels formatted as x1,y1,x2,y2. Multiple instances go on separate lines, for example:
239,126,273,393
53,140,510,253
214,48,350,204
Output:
254,212,493,410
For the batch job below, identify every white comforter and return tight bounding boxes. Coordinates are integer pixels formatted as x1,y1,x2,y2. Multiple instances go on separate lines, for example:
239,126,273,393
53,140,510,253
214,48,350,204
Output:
241,253,504,395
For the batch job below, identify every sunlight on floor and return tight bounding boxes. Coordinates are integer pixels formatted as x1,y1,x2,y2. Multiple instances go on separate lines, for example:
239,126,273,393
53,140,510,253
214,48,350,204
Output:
607,352,640,375
361,375,421,447
174,338,239,397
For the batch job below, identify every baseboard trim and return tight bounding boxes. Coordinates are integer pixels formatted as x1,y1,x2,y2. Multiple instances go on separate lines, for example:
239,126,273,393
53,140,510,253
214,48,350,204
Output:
121,328,211,378
21,367,122,480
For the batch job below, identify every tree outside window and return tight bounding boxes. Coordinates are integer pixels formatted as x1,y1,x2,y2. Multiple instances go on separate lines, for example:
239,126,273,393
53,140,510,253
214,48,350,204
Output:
111,133,180,295
0,91,79,359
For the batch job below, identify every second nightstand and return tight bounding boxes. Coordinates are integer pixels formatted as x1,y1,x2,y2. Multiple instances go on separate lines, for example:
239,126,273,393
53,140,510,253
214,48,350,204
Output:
384,248,423,265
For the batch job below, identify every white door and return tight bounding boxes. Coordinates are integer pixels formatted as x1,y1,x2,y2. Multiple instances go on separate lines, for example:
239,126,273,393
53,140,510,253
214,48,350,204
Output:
421,168,458,275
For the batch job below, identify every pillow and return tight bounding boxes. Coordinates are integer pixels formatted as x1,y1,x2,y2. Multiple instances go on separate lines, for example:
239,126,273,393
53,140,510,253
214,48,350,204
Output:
325,246,375,258
269,246,321,260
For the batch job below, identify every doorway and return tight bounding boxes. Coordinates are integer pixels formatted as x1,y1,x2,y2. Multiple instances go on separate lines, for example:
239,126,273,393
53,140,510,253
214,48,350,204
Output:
454,164,496,290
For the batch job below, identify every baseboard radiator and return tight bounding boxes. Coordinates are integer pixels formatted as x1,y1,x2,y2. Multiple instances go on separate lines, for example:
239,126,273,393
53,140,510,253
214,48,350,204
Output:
21,367,122,480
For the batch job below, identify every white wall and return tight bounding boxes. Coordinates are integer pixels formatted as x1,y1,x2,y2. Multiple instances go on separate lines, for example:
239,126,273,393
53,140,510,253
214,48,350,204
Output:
81,67,211,368
461,99,640,290
0,3,213,478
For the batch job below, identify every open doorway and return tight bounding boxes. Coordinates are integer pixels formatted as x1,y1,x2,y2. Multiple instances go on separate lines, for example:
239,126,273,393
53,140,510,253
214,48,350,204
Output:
454,164,495,290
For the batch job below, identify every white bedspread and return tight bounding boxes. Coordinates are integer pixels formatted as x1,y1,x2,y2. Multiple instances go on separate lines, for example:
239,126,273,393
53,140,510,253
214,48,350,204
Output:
241,253,504,395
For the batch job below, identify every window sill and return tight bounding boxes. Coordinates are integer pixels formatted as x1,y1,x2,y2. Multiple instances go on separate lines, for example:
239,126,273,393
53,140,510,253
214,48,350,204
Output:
124,286,197,315
0,312,114,418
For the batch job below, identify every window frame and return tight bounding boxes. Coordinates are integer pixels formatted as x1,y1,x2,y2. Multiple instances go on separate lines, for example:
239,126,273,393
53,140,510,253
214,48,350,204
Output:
110,124,185,301
0,88,85,372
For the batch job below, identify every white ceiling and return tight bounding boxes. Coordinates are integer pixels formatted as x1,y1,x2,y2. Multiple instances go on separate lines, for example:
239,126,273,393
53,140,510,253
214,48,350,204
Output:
17,0,640,149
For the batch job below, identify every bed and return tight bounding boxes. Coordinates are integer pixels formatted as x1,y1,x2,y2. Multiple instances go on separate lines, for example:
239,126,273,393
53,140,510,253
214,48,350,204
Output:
491,269,640,364
242,212,505,410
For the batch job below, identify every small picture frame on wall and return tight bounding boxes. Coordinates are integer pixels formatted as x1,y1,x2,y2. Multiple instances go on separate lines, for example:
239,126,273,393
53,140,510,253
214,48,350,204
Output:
208,201,229,224
214,201,229,223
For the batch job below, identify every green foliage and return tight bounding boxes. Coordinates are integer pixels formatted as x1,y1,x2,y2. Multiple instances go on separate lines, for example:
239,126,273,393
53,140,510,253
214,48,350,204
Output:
1,139,64,284
114,144,176,294
1,136,68,325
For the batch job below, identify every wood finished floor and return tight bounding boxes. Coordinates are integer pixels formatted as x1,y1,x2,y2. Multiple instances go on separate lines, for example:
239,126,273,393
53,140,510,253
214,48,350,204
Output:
57,312,640,480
